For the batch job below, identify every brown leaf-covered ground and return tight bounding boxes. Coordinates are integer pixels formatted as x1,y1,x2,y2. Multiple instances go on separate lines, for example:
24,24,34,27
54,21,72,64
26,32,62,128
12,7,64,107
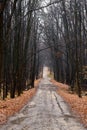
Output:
0,79,40,125
51,80,87,128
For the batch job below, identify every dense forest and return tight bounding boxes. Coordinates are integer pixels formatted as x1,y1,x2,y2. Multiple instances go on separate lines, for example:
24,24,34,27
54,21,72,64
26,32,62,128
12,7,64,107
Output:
0,0,87,99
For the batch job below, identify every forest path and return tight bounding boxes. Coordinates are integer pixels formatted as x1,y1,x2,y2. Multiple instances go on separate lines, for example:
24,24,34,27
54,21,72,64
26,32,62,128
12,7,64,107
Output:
0,78,86,130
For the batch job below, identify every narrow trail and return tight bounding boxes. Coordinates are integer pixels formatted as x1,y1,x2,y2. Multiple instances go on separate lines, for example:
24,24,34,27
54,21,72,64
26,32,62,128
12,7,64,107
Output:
0,78,86,130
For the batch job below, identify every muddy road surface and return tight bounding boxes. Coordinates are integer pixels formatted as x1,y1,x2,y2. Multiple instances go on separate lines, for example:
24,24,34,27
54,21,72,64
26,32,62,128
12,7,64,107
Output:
0,78,86,130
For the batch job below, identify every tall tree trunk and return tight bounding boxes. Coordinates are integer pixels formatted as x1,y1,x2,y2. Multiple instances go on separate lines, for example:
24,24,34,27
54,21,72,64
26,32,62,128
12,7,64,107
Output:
0,3,3,82
75,0,81,97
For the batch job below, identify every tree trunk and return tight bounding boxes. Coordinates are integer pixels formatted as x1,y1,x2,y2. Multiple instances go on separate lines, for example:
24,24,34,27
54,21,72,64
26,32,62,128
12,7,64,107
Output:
0,3,3,83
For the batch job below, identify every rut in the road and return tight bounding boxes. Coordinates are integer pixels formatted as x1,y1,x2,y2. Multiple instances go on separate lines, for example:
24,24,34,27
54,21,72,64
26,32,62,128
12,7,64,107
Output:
0,79,86,130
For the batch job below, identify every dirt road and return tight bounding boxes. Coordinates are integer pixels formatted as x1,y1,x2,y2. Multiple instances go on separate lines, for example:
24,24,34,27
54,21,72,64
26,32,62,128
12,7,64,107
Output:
0,78,86,130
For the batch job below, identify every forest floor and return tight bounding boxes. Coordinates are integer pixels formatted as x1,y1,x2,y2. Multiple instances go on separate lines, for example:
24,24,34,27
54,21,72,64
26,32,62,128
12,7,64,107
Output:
0,79,40,125
0,78,86,130
51,80,87,128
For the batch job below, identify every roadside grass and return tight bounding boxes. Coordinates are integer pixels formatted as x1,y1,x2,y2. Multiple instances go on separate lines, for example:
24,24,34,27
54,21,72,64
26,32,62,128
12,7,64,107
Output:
0,79,40,125
51,79,87,128
48,73,54,79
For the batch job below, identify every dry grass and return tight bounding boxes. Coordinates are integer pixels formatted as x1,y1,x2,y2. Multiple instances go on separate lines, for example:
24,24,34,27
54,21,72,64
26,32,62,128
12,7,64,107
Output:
51,79,87,128
0,79,40,125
